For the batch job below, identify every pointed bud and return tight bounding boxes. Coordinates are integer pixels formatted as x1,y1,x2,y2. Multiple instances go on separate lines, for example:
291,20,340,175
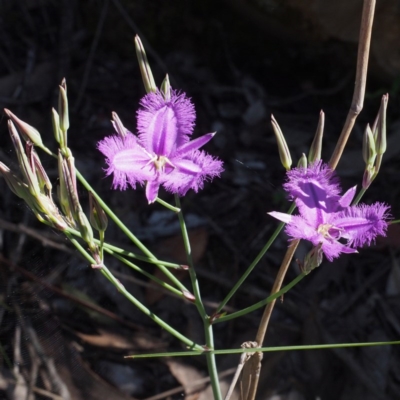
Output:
308,110,324,163
371,112,379,139
111,112,127,139
161,74,171,101
0,162,29,199
376,94,388,155
297,153,307,168
76,208,96,251
51,108,62,146
8,120,40,197
134,35,157,93
63,158,80,219
182,290,196,303
362,165,376,189
271,115,292,170
57,151,74,224
4,109,43,147
58,78,70,135
362,124,376,166
57,152,75,224
89,192,108,232
302,244,323,274
27,144,52,196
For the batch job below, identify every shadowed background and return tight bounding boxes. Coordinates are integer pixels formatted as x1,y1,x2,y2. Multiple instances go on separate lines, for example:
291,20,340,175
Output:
0,1,400,399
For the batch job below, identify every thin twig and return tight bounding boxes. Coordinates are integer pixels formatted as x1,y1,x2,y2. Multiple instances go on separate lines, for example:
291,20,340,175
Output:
329,0,376,170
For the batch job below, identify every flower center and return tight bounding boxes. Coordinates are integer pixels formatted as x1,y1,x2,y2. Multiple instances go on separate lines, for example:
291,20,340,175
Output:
149,155,175,173
317,223,342,240
317,223,334,238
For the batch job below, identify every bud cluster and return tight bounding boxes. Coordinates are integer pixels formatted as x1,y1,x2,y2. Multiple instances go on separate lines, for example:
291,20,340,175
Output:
362,94,388,189
1,80,108,264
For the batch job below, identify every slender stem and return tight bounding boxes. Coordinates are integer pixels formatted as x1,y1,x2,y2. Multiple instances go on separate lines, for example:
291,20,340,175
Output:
64,231,203,351
67,225,187,269
389,220,400,225
174,195,222,400
352,187,367,205
75,169,190,294
214,271,306,324
127,340,400,358
156,197,181,212
108,250,184,297
216,202,296,314
99,230,105,261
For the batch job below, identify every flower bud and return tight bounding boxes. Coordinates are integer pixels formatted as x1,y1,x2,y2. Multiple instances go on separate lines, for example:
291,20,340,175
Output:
111,112,127,139
58,151,75,224
134,35,157,93
8,120,40,197
89,191,108,232
297,153,307,168
4,109,43,147
0,162,29,198
271,114,292,170
76,208,96,251
308,110,324,163
51,108,62,145
362,165,376,189
302,244,323,274
58,78,70,135
375,94,388,156
362,124,376,166
161,74,171,101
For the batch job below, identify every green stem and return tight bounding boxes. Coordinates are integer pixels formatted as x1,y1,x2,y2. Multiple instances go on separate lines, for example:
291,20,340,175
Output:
156,197,181,212
174,195,222,400
126,339,400,358
216,202,296,314
108,250,184,297
99,230,105,261
64,231,203,351
214,272,306,324
389,219,400,225
352,187,367,205
74,169,190,294
86,235,184,269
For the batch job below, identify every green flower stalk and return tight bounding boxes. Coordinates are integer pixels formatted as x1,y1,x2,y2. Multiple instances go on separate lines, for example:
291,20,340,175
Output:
271,114,292,170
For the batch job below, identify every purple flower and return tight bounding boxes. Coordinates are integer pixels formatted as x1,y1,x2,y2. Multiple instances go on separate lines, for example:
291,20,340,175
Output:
98,90,223,203
269,161,390,261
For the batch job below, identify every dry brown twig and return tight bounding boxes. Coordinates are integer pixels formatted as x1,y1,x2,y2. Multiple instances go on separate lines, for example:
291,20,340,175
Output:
225,1,377,399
